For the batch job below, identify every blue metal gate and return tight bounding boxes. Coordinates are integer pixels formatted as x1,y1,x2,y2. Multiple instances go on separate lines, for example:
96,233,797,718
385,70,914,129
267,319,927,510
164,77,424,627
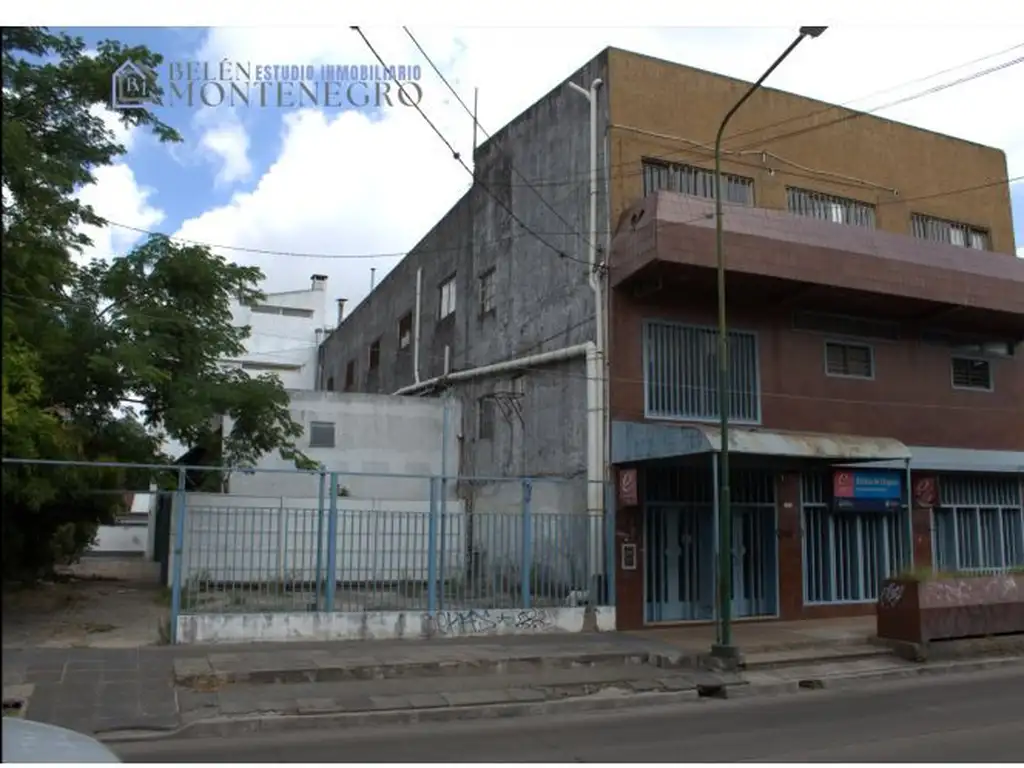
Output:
802,472,906,605
644,466,777,623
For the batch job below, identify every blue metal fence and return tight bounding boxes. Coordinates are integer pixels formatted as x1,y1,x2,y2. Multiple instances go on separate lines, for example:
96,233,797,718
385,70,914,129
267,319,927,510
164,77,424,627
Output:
173,471,611,634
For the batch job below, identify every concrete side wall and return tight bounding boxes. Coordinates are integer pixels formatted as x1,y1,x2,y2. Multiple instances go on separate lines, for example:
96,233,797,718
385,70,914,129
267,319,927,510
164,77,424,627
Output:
176,605,616,644
227,391,461,501
91,520,149,556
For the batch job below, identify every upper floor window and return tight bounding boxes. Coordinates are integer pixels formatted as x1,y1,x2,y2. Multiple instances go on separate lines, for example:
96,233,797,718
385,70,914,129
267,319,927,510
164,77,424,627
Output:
824,341,874,379
251,305,315,318
911,213,989,251
951,357,993,391
398,312,413,349
479,268,496,315
643,320,760,423
642,160,754,206
787,187,876,229
439,274,456,319
368,338,381,371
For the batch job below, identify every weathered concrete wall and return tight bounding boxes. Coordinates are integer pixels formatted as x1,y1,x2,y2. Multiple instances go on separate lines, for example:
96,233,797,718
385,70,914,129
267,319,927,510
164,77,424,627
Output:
91,520,149,556
317,53,610,507
176,605,616,644
227,390,461,500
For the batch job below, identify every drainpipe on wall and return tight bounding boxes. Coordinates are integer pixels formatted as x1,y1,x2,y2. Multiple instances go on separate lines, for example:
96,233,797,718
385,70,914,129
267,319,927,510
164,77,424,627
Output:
568,76,606,601
414,267,423,384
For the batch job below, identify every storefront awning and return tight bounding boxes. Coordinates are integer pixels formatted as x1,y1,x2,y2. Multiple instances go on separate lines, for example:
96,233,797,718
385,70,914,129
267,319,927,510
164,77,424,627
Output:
611,421,911,464
846,446,1024,474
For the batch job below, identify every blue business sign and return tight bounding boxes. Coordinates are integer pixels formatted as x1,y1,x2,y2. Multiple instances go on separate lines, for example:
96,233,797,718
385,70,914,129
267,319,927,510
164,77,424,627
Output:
832,470,903,512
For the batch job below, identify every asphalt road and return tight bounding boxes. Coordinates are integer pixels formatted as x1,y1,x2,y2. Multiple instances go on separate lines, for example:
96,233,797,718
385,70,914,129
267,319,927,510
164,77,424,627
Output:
115,667,1024,763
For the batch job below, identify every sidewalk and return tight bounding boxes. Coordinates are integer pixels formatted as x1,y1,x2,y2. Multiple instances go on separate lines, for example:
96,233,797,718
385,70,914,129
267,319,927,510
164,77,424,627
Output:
1,632,702,738
5,629,1024,743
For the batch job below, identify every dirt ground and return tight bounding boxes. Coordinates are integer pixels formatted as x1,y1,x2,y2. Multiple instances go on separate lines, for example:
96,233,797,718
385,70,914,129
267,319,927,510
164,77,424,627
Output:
1,557,169,649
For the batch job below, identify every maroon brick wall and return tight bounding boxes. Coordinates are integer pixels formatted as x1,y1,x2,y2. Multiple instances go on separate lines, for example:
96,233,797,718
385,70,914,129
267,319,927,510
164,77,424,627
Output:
609,292,1024,451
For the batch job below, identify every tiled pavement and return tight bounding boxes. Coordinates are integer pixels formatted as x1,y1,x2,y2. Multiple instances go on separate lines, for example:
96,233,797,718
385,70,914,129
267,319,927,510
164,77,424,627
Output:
2,633,693,737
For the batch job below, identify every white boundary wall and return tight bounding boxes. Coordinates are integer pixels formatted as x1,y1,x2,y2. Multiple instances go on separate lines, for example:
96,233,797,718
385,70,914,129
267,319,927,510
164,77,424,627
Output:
176,605,616,644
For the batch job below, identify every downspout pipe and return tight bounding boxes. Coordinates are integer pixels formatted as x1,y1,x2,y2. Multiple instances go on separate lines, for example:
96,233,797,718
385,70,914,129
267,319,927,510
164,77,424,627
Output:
393,342,594,396
413,267,423,384
568,77,606,599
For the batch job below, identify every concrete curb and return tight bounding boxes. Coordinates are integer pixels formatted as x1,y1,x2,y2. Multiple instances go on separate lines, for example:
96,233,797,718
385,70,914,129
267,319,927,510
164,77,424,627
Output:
99,687,709,743
174,650,702,687
100,654,1024,744
725,655,1024,699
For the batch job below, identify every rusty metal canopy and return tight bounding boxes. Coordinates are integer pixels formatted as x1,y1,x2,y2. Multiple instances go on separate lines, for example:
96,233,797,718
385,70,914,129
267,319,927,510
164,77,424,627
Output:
611,420,911,464
848,446,1024,474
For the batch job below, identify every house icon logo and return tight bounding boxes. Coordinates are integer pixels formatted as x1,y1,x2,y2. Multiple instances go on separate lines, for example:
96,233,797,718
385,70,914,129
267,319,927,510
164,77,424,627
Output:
111,60,157,110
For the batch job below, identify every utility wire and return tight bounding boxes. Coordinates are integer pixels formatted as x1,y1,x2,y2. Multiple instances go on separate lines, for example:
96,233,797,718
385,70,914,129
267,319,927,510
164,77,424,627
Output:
351,26,591,269
403,26,596,253
717,42,1024,151
89,175,1022,261
475,44,1024,189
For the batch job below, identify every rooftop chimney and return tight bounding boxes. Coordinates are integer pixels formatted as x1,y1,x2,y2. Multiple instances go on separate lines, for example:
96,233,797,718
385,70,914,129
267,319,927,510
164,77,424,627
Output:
311,274,328,291
336,298,347,327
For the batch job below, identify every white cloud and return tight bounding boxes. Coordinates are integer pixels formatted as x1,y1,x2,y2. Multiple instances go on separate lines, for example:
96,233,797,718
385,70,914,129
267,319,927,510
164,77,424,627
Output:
196,112,253,187
174,103,466,306
175,27,1024,302
76,163,165,263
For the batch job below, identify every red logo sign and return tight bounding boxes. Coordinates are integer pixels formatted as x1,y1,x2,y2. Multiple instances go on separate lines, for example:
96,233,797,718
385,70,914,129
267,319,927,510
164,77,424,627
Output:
618,468,638,507
833,471,854,498
913,476,937,507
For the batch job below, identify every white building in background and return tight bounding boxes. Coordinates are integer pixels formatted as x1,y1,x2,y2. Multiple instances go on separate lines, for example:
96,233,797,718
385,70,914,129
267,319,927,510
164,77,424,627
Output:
220,273,338,390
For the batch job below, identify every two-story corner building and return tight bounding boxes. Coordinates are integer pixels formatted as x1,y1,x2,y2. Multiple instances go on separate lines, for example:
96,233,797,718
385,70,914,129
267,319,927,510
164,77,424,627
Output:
318,46,1024,626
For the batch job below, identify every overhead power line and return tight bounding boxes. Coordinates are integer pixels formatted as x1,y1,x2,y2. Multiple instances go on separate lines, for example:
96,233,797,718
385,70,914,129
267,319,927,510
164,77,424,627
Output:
94,175,1022,261
402,26,596,254
351,26,592,269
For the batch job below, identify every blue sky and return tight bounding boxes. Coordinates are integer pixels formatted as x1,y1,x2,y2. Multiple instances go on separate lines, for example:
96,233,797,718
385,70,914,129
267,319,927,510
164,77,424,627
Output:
61,26,1024,307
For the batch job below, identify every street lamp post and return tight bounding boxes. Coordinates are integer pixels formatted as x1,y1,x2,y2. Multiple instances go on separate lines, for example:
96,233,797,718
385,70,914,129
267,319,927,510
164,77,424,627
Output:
711,26,827,661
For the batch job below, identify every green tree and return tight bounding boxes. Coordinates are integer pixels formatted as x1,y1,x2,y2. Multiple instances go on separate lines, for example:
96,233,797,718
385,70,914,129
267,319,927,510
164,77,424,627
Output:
2,28,311,580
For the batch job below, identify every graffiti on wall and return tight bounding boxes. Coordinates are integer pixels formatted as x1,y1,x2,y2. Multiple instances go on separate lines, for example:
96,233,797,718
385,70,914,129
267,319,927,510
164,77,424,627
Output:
878,581,905,608
424,608,553,636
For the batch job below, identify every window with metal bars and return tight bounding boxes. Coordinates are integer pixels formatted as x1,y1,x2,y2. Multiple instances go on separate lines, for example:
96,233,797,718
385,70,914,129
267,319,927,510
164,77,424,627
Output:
641,160,754,206
951,357,992,391
643,320,760,422
911,213,989,250
933,475,1024,572
824,341,874,379
786,187,876,228
801,473,906,605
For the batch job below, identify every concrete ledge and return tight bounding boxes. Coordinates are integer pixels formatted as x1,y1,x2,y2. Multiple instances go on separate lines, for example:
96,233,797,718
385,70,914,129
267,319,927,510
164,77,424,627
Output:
176,606,617,645
173,649,671,687
102,687,706,743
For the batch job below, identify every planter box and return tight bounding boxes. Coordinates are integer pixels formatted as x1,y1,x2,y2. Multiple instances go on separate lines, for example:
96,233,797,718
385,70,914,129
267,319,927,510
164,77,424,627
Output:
877,574,1024,645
